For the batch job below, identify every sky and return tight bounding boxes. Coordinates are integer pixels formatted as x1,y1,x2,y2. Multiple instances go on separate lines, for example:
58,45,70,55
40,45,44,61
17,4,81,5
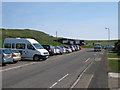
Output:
2,2,118,40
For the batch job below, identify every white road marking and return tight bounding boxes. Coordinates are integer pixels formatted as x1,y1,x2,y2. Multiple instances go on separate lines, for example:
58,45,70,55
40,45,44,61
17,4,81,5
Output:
87,75,93,87
85,58,90,62
49,82,58,88
49,74,69,88
0,62,37,72
58,74,69,82
70,58,93,89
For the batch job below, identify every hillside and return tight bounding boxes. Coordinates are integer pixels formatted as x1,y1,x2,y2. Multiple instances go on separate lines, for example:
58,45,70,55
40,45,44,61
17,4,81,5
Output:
0,28,65,48
84,40,118,46
0,28,118,48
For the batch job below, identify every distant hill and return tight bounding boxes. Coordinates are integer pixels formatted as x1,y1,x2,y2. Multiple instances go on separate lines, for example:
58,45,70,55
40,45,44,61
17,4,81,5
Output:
84,40,118,46
0,28,65,47
0,28,118,48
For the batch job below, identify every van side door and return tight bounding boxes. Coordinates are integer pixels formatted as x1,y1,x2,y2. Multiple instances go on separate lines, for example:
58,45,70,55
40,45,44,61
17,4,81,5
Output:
26,44,36,58
16,43,26,58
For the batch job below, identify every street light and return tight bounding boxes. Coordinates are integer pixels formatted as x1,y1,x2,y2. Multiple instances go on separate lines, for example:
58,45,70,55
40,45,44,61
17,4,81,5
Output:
105,28,110,41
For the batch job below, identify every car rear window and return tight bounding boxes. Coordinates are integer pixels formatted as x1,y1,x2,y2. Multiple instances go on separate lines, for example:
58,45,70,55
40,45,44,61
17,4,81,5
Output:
12,50,19,53
3,50,12,54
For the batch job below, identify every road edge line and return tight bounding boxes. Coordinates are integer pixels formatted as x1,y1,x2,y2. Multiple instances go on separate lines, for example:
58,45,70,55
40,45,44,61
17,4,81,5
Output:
69,58,95,90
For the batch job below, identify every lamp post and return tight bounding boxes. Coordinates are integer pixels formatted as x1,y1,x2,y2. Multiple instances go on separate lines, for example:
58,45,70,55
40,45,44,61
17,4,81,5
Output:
56,31,58,42
105,28,110,41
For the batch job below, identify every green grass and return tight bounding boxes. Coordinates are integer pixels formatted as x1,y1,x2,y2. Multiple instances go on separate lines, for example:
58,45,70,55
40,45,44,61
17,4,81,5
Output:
1,28,66,47
0,29,2,48
108,60,120,72
81,45,94,48
85,40,117,46
107,53,120,58
0,40,2,48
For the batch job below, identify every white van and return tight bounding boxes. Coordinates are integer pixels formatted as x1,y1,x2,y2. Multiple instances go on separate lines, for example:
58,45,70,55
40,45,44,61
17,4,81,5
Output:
3,38,49,60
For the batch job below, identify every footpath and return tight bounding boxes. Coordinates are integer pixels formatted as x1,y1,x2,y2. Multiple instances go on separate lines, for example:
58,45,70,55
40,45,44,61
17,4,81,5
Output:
74,50,120,89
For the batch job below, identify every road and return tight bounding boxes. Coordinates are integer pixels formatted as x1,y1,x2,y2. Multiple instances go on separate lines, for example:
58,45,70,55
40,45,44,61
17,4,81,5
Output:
2,48,103,89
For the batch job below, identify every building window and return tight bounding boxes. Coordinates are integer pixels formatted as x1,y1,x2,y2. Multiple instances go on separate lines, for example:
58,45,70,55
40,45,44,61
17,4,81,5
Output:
62,40,68,44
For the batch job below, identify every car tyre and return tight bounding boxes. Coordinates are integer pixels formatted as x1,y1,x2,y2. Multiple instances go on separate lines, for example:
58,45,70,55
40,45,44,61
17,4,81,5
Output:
2,63,5,66
13,61,18,63
33,55,40,61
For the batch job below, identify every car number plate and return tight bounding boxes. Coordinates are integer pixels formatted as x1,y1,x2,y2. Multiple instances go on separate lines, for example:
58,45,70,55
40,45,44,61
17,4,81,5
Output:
17,54,20,56
8,55,11,58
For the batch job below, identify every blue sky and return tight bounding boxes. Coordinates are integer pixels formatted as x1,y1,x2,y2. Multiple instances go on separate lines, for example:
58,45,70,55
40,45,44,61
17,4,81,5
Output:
2,2,118,40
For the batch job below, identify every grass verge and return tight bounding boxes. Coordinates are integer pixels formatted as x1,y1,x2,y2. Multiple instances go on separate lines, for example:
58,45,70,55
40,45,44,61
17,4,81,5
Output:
81,46,94,48
108,60,120,72
107,52,120,58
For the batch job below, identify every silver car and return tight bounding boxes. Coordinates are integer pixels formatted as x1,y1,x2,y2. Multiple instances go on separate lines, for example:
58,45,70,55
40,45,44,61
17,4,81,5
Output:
11,49,21,63
54,46,61,54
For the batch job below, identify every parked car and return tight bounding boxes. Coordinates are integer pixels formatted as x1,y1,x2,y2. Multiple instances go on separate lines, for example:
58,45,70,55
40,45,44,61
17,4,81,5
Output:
76,45,80,50
73,45,79,51
64,46,72,53
60,46,67,53
94,43,102,51
103,45,115,50
69,45,75,52
54,46,61,54
79,46,82,50
56,46,64,54
0,48,13,65
42,45,54,56
11,49,21,63
3,38,49,61
53,46,57,55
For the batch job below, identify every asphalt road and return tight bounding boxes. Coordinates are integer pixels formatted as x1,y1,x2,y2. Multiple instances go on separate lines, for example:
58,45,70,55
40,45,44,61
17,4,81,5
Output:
2,48,102,89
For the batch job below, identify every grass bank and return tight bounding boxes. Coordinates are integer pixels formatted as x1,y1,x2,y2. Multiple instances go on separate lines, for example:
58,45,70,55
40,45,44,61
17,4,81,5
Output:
85,40,117,46
1,29,66,47
107,51,120,72
107,52,120,58
81,45,94,48
108,60,120,72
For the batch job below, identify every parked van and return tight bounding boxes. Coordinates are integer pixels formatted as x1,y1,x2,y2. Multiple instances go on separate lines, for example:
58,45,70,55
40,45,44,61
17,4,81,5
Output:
3,38,49,60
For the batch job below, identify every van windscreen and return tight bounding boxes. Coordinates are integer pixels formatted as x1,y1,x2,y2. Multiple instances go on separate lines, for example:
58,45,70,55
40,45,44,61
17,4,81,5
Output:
33,44,43,49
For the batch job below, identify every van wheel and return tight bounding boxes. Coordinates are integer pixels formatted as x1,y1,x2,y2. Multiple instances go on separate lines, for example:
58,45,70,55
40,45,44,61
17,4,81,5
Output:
33,55,40,61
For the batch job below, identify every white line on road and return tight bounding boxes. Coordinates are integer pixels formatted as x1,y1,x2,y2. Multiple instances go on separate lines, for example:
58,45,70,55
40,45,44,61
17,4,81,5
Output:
70,58,94,89
49,82,58,88
85,58,90,62
0,62,37,72
58,74,69,82
49,74,69,89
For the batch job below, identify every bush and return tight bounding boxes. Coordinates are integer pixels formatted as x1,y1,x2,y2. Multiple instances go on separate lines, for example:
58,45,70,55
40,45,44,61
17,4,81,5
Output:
114,40,120,56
